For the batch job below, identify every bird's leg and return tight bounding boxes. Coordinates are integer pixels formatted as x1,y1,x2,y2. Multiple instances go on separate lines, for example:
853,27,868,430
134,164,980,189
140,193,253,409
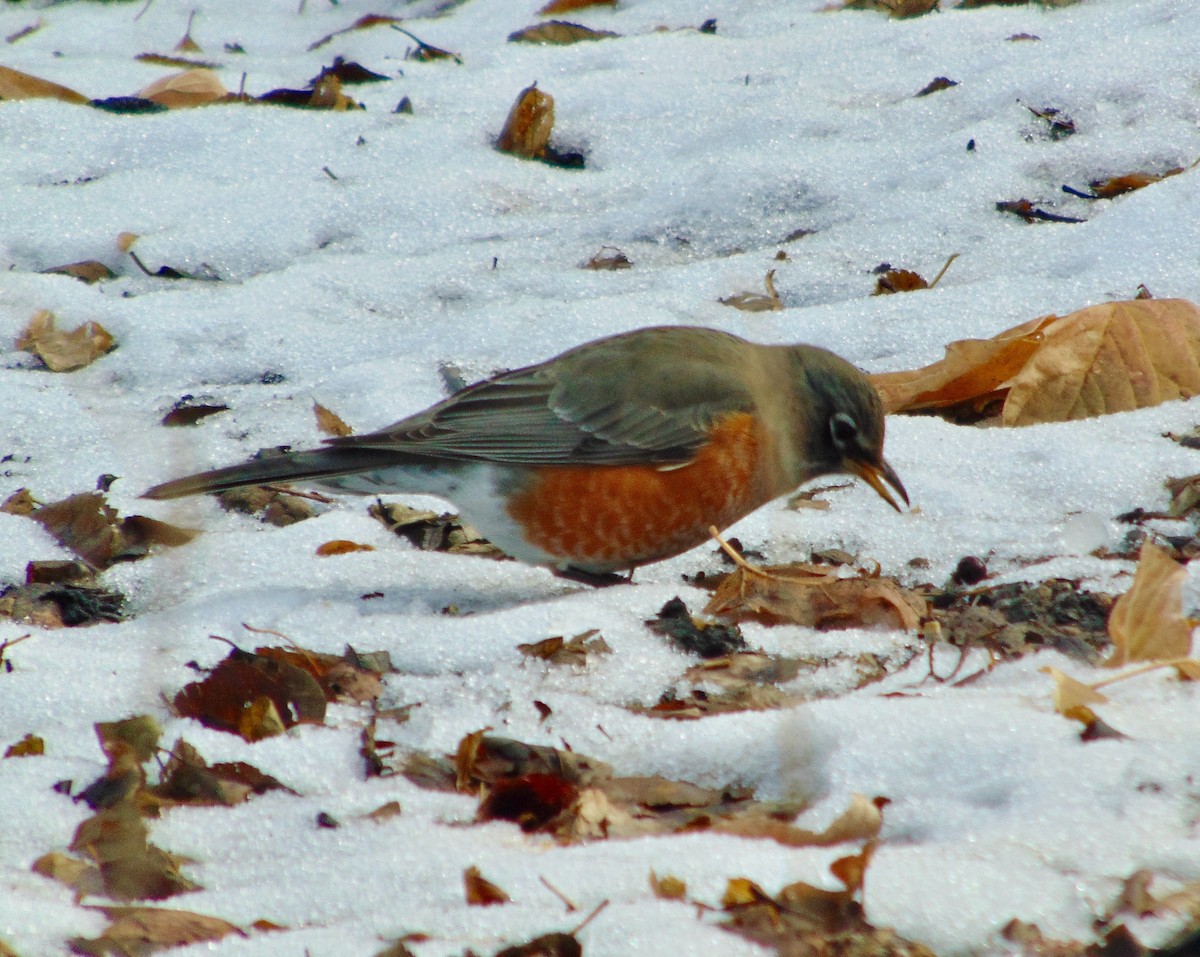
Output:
554,565,633,588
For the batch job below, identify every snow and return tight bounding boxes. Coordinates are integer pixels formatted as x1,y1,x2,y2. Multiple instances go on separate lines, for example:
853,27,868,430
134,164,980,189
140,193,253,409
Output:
2,0,1200,954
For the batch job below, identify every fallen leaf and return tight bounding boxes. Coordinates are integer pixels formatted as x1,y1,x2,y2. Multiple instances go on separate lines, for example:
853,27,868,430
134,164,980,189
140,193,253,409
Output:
1106,542,1193,666
705,564,925,631
838,0,939,17
0,64,88,103
161,400,229,427
173,646,327,739
139,69,228,108
581,246,633,269
308,57,390,86
497,84,556,160
464,865,511,906
17,310,116,372
314,401,354,437
42,260,116,284
494,932,581,957
70,906,244,954
308,14,401,52
539,0,615,12
996,198,1086,224
4,733,45,758
517,629,612,666
1041,666,1108,716
316,539,375,556
719,270,782,311
31,492,198,569
1002,299,1200,425
509,21,620,44
649,871,687,900
68,801,198,900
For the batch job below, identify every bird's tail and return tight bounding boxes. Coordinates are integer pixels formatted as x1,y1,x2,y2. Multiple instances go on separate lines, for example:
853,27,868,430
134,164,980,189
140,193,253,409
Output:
141,447,411,500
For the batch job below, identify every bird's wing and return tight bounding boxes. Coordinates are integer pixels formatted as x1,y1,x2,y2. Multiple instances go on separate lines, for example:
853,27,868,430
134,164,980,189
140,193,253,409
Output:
326,336,757,467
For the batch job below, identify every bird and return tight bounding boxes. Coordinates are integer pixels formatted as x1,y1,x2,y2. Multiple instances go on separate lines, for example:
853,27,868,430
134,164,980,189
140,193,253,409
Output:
143,325,908,582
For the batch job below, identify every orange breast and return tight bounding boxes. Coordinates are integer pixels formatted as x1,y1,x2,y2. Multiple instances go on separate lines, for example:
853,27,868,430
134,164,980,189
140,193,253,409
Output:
504,412,782,570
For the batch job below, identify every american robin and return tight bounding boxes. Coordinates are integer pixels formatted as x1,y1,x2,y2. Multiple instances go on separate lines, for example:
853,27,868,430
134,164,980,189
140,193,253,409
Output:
144,326,907,580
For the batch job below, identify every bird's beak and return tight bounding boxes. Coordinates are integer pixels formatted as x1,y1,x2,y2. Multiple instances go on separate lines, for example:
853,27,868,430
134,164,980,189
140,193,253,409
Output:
849,457,909,513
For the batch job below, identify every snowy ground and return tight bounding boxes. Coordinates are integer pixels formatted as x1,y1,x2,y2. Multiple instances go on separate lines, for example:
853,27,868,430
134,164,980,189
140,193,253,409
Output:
2,0,1200,954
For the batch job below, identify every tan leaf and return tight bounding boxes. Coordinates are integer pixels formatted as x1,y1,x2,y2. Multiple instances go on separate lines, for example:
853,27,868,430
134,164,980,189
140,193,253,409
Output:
314,401,354,437
308,14,401,52
464,865,511,906
308,72,358,110
705,564,925,632
17,310,116,372
714,793,885,847
650,871,687,900
719,270,782,312
139,69,228,108
75,906,244,952
1089,169,1185,199
315,539,375,556
1040,666,1108,716
868,313,1053,414
497,84,555,159
116,232,140,252
509,21,620,44
839,0,938,17
1,489,36,516
1106,542,1193,666
1002,299,1200,425
0,64,88,103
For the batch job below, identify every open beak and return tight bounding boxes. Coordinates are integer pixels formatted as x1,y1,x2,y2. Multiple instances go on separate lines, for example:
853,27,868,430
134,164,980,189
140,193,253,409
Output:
849,457,909,513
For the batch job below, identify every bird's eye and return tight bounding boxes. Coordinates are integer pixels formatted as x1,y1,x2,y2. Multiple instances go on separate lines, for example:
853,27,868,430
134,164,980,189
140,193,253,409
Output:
830,412,858,448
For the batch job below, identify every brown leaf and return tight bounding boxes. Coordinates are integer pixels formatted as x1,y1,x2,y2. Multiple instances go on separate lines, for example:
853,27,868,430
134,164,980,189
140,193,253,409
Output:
42,260,116,284
719,270,782,311
1002,298,1200,425
1041,666,1108,716
497,84,556,160
31,492,198,569
705,564,926,631
868,313,1053,415
17,310,116,372
314,401,354,437
2,489,36,516
464,865,511,906
308,72,359,110
308,14,401,52
71,906,244,954
173,647,327,739
517,629,612,666
494,933,581,957
315,539,375,556
872,268,928,295
68,801,199,901
254,644,386,704
713,793,886,847
649,871,687,900
1088,168,1186,199
539,0,615,11
581,246,633,269
139,69,228,108
161,400,229,426
839,0,938,17
509,21,620,44
4,733,45,758
150,739,294,807
1106,542,1193,666
0,64,88,103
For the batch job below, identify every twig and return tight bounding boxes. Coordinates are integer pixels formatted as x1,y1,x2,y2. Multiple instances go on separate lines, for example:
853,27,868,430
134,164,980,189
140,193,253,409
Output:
927,252,960,289
539,876,577,912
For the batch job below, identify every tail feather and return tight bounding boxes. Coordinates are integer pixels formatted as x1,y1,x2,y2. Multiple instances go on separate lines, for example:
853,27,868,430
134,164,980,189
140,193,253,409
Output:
142,447,413,500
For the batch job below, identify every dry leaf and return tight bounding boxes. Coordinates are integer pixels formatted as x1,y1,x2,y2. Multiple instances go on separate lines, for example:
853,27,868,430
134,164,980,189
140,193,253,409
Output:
314,401,354,437
32,492,198,569
539,0,615,12
308,72,358,110
464,866,511,906
719,270,782,311
139,69,228,108
1002,299,1200,425
315,539,375,556
582,246,632,269
497,84,555,159
839,0,938,17
116,232,140,252
308,14,401,52
650,871,687,900
0,64,88,103
17,310,116,372
873,268,928,295
1086,168,1186,199
1041,666,1108,716
72,906,244,953
4,733,45,758
42,260,116,284
868,314,1053,414
705,564,925,631
509,21,620,44
1106,542,1193,666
